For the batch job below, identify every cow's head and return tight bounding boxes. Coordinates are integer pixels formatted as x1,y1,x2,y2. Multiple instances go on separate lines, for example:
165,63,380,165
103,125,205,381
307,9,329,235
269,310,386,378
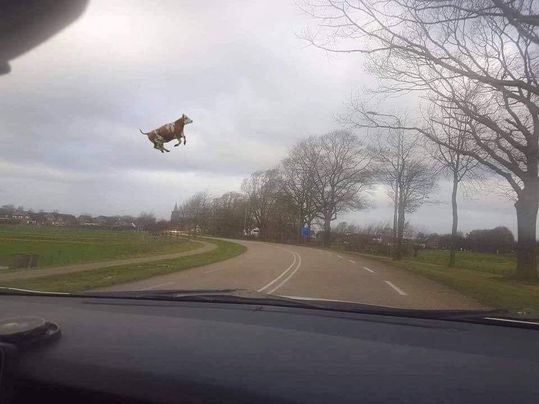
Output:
181,114,193,125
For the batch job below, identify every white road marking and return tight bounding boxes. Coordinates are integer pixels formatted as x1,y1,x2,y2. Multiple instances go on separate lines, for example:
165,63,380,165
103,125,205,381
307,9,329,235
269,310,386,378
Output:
142,282,174,290
337,254,343,259
257,251,297,293
362,266,375,273
266,252,302,294
348,259,356,264
384,280,407,296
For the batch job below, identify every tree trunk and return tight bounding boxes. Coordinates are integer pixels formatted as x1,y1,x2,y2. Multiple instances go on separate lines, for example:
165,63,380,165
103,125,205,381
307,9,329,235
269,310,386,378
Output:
392,182,399,259
298,209,304,242
449,172,459,267
323,214,332,247
395,194,405,260
514,181,539,280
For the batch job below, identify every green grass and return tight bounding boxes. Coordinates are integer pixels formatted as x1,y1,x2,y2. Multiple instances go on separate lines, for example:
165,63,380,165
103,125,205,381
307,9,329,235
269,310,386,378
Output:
414,249,517,275
1,239,246,293
359,252,539,318
0,225,199,269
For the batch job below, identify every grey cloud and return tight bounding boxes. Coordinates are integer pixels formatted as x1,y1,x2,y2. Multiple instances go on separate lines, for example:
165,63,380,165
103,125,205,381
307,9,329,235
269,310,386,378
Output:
0,0,520,229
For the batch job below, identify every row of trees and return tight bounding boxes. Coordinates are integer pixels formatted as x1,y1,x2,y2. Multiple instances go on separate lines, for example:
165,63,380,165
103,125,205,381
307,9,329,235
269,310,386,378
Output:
176,0,538,279
175,131,376,243
176,129,449,258
300,0,539,280
333,223,515,255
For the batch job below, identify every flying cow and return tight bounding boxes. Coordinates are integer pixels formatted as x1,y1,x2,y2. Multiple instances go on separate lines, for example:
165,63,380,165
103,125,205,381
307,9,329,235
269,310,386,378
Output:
140,114,193,153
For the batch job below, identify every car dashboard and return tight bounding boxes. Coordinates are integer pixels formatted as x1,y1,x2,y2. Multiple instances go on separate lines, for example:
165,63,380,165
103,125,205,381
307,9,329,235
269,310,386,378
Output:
0,294,538,403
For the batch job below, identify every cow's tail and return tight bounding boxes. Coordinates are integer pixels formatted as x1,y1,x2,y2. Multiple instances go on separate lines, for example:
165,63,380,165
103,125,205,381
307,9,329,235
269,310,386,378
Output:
139,129,149,135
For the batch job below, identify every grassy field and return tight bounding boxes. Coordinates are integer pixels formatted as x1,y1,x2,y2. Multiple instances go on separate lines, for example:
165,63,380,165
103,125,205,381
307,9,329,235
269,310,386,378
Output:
359,249,539,318
414,249,517,275
1,239,246,293
0,225,199,269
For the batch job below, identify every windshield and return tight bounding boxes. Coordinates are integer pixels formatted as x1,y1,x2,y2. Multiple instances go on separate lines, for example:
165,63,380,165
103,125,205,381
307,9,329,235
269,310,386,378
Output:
1,0,538,320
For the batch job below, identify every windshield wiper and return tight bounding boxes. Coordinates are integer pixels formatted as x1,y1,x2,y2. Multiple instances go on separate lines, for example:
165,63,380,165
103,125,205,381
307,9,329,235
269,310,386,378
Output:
84,289,329,310
92,290,539,328
2,287,538,328
0,287,327,310
83,289,506,318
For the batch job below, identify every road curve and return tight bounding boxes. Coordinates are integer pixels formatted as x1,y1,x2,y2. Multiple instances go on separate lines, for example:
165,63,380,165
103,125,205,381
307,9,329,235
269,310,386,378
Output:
100,239,484,310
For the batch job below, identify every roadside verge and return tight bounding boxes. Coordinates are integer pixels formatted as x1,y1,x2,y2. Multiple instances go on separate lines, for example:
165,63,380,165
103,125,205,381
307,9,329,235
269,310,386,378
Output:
1,239,246,293
354,253,539,317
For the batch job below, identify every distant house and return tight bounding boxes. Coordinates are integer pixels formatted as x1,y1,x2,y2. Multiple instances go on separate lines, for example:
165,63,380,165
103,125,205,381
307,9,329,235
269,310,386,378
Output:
58,213,78,226
78,214,94,225
425,234,440,249
94,216,110,225
28,212,47,225
40,212,78,226
0,208,135,230
12,209,29,222
0,207,30,224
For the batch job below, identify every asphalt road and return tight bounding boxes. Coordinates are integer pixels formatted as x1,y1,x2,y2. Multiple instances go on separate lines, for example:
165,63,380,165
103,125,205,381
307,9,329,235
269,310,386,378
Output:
98,239,484,310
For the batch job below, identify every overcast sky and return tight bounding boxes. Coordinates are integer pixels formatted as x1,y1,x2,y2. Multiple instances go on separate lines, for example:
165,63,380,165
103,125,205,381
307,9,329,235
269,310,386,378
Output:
0,0,519,234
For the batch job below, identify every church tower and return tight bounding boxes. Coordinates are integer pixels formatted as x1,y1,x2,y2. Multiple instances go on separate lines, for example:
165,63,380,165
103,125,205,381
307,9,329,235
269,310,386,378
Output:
170,202,180,224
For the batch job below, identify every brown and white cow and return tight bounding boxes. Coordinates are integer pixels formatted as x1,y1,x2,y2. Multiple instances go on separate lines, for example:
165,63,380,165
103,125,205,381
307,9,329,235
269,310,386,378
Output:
140,114,193,153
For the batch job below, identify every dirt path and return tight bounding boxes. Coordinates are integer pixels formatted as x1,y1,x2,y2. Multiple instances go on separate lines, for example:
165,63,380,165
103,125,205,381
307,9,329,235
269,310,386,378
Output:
0,240,216,283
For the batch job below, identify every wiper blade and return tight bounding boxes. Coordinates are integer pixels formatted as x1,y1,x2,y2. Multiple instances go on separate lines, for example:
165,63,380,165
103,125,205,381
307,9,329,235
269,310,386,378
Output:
83,289,505,318
84,289,327,310
4,287,537,328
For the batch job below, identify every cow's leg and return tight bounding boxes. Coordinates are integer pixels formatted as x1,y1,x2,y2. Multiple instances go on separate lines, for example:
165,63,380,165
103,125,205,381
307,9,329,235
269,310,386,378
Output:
174,131,186,146
153,139,163,151
158,143,170,153
183,135,186,145
153,135,168,153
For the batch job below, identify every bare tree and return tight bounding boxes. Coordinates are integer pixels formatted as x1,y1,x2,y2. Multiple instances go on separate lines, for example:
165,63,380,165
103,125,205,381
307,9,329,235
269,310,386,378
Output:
346,223,359,234
280,147,319,239
136,212,156,231
301,0,539,279
209,192,247,237
290,130,373,247
335,221,349,233
241,169,281,234
370,127,437,259
427,108,482,267
177,192,211,232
